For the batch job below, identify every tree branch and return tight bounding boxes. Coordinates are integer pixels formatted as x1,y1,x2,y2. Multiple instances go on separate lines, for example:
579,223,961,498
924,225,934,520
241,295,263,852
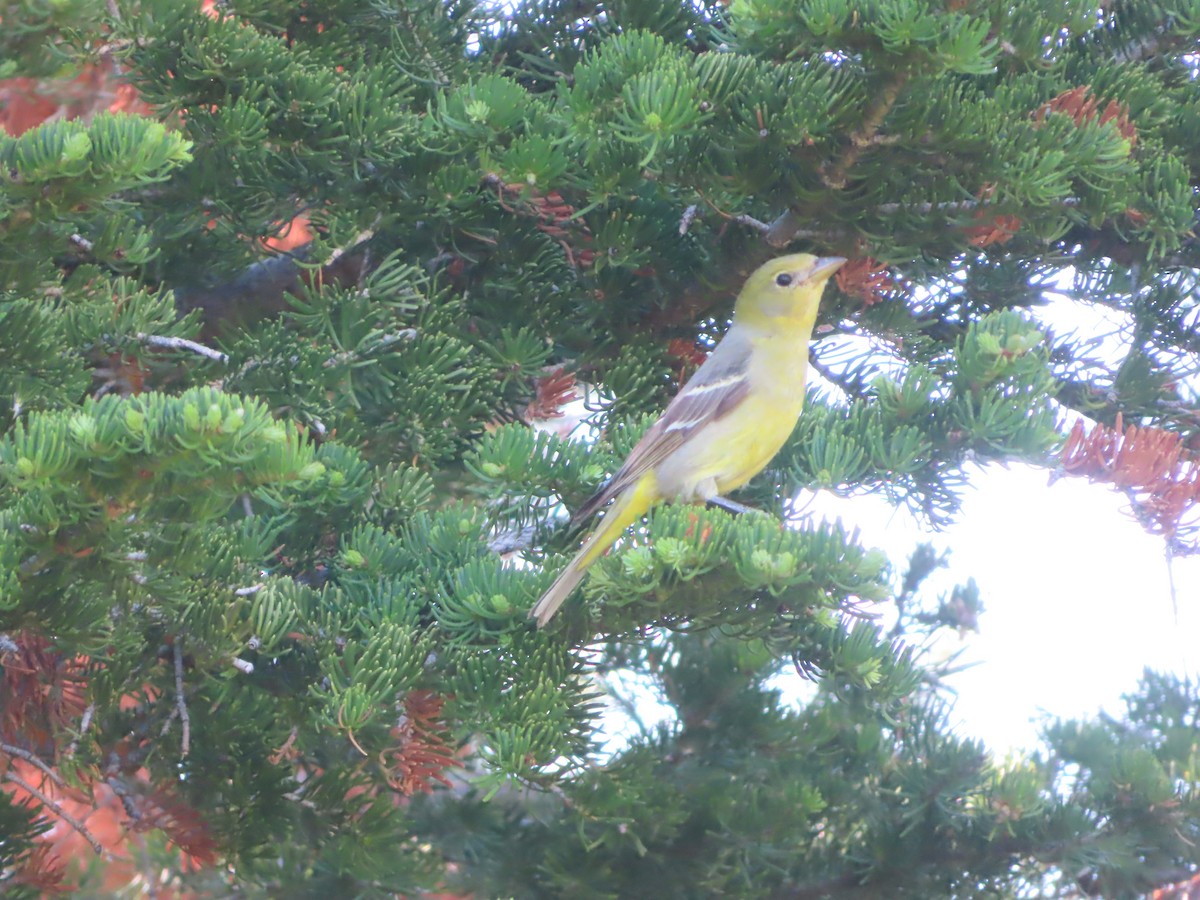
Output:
820,72,910,192
4,769,107,856
0,742,69,790
138,333,229,364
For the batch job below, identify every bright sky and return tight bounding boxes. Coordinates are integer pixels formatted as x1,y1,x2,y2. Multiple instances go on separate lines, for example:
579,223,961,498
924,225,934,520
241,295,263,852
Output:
804,467,1200,755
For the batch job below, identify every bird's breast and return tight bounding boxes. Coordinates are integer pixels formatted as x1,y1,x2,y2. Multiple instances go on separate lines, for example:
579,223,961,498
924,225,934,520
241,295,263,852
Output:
655,386,805,502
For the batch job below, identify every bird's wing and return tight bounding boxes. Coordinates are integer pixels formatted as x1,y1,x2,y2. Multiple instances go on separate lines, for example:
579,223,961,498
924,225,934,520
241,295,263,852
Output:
571,337,752,524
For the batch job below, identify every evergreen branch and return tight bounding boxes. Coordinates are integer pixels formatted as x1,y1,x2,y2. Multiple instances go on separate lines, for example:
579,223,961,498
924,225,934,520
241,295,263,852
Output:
747,195,1084,250
1054,376,1200,435
395,3,451,87
876,196,1081,216
7,3,1200,890
4,769,106,856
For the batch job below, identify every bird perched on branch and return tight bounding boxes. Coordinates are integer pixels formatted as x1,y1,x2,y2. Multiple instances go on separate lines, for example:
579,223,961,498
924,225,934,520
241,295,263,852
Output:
530,253,846,627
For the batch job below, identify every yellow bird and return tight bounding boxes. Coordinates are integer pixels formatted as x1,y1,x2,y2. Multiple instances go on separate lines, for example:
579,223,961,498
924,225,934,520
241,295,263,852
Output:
530,253,845,627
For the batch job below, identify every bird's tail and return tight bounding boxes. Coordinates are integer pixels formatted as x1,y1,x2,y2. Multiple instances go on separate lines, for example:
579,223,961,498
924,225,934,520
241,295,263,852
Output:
530,477,656,627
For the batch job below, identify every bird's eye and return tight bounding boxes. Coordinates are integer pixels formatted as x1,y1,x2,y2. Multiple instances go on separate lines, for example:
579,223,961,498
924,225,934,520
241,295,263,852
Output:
775,273,793,287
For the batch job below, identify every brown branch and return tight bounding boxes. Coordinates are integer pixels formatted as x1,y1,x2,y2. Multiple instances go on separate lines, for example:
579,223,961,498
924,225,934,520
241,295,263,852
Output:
176,236,373,338
820,72,910,192
138,333,229,364
762,209,843,247
173,641,190,758
65,702,95,758
0,742,69,790
4,769,106,856
759,72,911,249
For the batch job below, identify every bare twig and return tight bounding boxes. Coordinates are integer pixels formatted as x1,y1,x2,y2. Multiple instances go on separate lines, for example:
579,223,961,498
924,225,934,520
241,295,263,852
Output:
269,726,300,766
0,742,70,790
158,641,191,757
728,210,837,246
283,791,319,809
104,772,140,820
138,333,229,364
758,74,912,248
735,214,770,233
66,703,96,758
821,72,910,191
322,330,417,368
173,642,190,758
4,770,106,856
678,204,700,236
326,229,376,268
875,196,1081,216
69,233,95,253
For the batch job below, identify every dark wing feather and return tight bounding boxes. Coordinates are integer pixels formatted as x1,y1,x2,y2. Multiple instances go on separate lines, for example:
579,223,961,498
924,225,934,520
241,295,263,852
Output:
570,344,751,525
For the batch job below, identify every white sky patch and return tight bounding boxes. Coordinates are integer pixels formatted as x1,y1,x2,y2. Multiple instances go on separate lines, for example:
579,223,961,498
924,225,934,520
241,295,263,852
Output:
801,468,1200,754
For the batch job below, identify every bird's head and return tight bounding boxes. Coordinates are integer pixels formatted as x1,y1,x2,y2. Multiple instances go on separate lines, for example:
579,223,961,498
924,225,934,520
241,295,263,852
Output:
733,254,846,330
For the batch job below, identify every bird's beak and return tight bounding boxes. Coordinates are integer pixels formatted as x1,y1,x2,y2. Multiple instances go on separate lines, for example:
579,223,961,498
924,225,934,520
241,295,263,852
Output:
809,256,847,281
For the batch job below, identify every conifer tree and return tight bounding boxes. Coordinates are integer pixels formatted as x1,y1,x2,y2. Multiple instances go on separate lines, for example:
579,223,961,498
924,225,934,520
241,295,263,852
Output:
1,0,1198,896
